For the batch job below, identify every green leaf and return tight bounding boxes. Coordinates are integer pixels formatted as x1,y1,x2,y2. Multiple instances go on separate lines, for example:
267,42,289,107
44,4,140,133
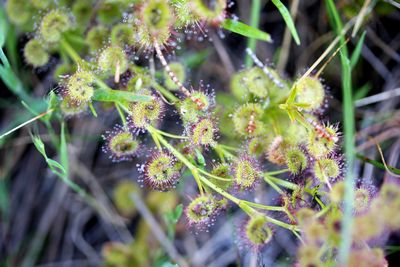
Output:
353,83,372,100
271,0,300,45
173,204,183,222
221,19,272,42
88,102,98,117
43,91,59,122
60,123,69,178
47,159,67,175
32,135,47,156
31,134,67,176
350,31,366,69
31,133,93,202
385,246,400,255
92,88,152,103
195,149,206,166
356,154,400,175
287,85,297,104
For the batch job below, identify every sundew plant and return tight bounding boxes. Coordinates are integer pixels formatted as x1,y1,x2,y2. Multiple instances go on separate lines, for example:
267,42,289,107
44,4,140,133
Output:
1,0,400,266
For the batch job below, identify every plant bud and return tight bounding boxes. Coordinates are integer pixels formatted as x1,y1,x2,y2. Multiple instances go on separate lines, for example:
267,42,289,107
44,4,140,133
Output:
86,26,109,53
243,216,273,250
232,155,261,190
40,10,72,43
232,103,265,137
24,39,50,67
102,125,140,162
143,151,180,191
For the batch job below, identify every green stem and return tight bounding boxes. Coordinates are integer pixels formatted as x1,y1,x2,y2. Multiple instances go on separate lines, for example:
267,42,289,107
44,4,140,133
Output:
147,125,204,194
152,82,179,103
115,103,127,126
267,176,299,190
264,175,284,194
214,144,236,159
325,1,355,264
147,126,299,231
316,204,331,218
197,168,233,181
245,0,261,67
88,102,98,117
265,215,299,231
59,38,82,64
243,201,286,212
218,144,239,151
156,129,188,140
265,169,290,176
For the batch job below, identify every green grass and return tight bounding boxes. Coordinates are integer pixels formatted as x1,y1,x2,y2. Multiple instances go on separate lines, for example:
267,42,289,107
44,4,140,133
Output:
271,0,300,45
245,0,262,67
325,0,356,265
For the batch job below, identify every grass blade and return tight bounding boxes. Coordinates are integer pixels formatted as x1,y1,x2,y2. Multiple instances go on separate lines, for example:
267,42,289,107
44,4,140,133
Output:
356,153,400,175
60,123,69,178
245,0,262,67
271,0,300,45
0,109,54,140
220,19,272,42
325,1,356,265
350,31,366,69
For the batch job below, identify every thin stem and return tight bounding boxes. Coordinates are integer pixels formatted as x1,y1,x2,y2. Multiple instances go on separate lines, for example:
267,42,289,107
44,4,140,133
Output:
59,38,82,64
115,103,127,126
265,215,299,231
267,176,299,190
316,204,331,218
0,109,54,140
218,144,239,151
197,168,233,181
243,201,286,212
315,196,327,209
88,102,98,117
146,125,301,231
156,129,188,140
292,230,306,245
147,125,204,194
214,144,236,159
152,81,180,103
149,129,162,151
264,175,284,194
245,0,262,67
265,169,290,176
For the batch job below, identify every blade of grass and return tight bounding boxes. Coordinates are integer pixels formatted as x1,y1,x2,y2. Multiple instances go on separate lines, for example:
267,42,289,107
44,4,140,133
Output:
271,0,300,45
356,153,400,175
325,1,355,266
350,31,366,69
245,0,262,67
352,0,371,37
60,123,69,178
220,19,272,42
0,109,54,140
353,83,372,101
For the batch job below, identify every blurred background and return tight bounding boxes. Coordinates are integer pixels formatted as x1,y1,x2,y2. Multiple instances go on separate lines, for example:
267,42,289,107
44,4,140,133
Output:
1,0,400,266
